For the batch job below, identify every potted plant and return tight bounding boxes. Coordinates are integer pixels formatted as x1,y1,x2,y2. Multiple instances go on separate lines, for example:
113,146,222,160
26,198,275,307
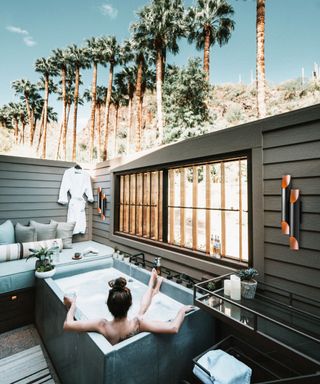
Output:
26,246,57,279
238,268,259,299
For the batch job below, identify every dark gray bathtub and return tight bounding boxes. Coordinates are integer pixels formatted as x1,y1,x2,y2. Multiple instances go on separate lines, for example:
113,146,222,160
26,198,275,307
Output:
35,258,215,384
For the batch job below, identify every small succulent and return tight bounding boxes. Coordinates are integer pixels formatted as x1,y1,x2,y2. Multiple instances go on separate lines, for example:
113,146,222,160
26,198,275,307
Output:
238,268,258,282
26,246,57,272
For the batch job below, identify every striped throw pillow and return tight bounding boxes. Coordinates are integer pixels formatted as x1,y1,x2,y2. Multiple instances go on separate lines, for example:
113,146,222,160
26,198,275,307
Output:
21,238,63,258
0,243,21,262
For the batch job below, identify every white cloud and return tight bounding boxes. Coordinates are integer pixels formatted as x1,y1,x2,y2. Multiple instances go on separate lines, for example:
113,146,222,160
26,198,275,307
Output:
23,36,37,47
6,25,28,35
6,25,37,47
100,3,118,19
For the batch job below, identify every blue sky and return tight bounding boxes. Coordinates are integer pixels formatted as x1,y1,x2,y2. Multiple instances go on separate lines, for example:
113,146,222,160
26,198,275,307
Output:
1,0,320,128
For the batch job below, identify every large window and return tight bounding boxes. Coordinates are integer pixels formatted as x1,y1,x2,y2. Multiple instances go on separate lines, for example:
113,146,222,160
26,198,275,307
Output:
115,155,249,264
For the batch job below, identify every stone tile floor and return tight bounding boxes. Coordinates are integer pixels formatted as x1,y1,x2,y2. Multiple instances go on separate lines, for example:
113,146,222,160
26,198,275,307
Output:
0,324,61,383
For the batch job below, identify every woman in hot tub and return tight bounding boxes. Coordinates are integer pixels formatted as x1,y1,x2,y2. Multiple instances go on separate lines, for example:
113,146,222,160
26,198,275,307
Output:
63,269,194,345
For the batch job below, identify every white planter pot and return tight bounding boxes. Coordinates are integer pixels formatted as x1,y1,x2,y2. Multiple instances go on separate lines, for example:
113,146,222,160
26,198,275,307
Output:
35,267,56,279
241,279,257,299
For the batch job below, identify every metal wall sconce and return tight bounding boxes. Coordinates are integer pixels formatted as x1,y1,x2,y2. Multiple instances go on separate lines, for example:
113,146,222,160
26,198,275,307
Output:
290,189,300,250
97,187,107,220
281,175,301,250
281,175,291,235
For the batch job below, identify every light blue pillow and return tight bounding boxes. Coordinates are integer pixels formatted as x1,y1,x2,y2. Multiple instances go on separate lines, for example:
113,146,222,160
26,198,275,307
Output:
0,220,15,245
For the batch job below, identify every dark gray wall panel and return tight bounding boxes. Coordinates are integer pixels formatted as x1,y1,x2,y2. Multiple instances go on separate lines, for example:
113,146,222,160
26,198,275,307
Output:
262,109,320,301
264,178,320,195
264,195,320,213
264,211,320,232
264,243,320,270
264,141,320,164
264,159,320,180
263,121,320,148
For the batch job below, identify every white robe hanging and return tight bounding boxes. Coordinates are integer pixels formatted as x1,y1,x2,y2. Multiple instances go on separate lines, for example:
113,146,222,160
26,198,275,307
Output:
58,167,94,234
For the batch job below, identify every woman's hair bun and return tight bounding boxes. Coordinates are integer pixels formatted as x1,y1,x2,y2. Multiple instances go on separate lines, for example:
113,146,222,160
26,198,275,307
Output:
108,277,127,290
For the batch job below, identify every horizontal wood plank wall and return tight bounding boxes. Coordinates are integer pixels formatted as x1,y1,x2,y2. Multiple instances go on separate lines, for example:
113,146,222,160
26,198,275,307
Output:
0,155,92,242
263,118,320,300
91,163,111,244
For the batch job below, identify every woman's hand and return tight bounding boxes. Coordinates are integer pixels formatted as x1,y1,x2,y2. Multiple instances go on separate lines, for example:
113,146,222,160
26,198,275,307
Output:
64,295,76,309
180,305,195,314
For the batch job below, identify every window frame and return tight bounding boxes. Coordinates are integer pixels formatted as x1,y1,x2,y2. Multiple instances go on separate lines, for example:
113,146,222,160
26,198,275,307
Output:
113,150,253,268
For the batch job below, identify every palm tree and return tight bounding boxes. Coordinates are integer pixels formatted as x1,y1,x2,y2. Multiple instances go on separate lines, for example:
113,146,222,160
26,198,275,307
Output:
51,48,69,160
99,36,120,161
116,67,136,154
256,0,266,117
135,0,186,143
17,103,27,144
85,37,105,162
84,86,107,161
0,106,11,128
34,57,58,158
7,102,20,143
125,28,155,151
187,0,235,82
111,83,128,157
11,79,38,145
67,44,90,161
36,78,57,152
136,67,156,151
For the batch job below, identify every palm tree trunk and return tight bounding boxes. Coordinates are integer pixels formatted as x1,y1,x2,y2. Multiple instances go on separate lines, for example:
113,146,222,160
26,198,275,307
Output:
135,58,143,152
21,121,26,144
61,67,67,160
127,92,133,154
256,0,266,118
97,104,101,161
14,119,19,144
103,62,114,161
203,26,210,82
89,63,97,162
72,66,80,161
41,75,49,159
114,106,119,156
56,121,63,160
24,95,34,145
36,109,45,152
156,46,163,143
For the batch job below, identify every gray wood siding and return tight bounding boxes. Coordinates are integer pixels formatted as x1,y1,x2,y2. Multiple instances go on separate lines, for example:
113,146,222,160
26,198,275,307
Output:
91,163,111,245
262,116,320,301
0,155,92,242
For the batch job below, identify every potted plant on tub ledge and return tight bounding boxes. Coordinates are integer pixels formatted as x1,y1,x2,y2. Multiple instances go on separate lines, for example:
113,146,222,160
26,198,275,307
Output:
26,246,57,279
238,268,259,299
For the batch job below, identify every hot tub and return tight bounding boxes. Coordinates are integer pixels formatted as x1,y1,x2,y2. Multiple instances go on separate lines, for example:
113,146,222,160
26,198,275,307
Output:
35,258,215,384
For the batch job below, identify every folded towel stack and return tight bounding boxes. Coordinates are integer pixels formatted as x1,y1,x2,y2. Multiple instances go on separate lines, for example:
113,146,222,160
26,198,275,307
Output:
193,349,252,384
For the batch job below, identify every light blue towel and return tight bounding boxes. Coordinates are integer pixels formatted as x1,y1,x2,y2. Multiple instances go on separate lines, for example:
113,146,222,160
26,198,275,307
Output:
193,349,252,384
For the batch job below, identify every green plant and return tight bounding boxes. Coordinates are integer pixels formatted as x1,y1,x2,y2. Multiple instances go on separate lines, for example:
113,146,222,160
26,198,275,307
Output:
26,246,57,272
238,268,258,282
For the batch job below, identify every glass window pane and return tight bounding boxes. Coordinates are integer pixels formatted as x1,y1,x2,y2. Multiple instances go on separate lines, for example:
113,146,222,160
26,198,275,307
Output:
225,160,240,210
129,174,136,234
225,211,240,258
184,208,193,249
197,209,206,252
210,163,221,209
136,173,143,236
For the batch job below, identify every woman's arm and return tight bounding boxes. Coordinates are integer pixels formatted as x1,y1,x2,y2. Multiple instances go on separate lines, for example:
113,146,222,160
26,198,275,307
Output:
139,305,194,334
63,296,105,333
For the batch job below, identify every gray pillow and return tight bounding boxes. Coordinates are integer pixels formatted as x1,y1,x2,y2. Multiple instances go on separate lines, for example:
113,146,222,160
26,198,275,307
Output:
50,220,75,249
30,220,58,241
15,223,37,243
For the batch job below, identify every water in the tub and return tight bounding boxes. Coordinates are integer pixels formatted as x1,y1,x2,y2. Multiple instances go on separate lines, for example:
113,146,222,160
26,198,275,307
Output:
56,268,183,322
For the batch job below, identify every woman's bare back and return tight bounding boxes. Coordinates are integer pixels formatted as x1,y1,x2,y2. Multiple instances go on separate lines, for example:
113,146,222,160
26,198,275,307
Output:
101,317,140,345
